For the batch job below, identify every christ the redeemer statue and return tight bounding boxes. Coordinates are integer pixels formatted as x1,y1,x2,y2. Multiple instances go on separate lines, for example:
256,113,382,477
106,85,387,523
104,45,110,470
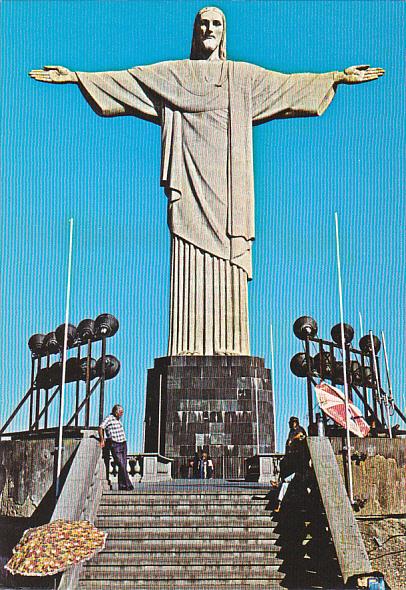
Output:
30,6,384,357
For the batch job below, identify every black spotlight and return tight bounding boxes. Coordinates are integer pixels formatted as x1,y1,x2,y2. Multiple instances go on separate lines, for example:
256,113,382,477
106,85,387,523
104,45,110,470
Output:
331,323,354,346
290,353,311,378
42,332,60,355
95,314,119,338
359,334,381,354
28,334,45,355
350,361,363,386
65,357,81,382
293,316,318,340
361,366,375,388
55,324,77,348
313,351,334,378
76,319,96,343
48,361,62,386
95,355,121,380
35,367,53,389
333,361,347,385
79,357,98,381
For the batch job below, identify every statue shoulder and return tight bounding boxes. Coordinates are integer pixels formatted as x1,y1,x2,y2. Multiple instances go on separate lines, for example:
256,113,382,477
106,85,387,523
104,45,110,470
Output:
130,59,185,71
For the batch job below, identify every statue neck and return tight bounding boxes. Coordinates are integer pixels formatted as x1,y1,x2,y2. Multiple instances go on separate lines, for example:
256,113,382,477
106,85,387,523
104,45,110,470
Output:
197,46,221,61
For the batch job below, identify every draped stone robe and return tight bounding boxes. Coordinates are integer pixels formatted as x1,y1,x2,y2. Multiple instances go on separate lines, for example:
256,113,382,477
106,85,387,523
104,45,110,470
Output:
77,60,337,355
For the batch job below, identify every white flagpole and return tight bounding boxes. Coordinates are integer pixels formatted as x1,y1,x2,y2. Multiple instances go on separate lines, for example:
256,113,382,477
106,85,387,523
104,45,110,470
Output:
358,312,364,338
270,323,277,451
55,218,74,498
381,331,394,404
334,213,354,505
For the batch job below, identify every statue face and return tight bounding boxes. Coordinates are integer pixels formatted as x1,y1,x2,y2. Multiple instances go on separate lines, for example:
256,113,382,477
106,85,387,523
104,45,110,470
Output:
197,9,224,55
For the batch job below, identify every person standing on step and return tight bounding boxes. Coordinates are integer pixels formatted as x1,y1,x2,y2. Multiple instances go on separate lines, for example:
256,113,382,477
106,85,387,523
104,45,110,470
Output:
190,451,200,479
273,416,307,512
198,451,214,479
98,404,134,491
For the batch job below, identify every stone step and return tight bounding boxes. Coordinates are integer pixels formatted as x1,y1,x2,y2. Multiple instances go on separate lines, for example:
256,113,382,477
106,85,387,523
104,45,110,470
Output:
102,490,272,500
97,504,274,516
95,515,277,528
100,495,272,506
104,539,281,551
80,565,285,581
78,579,285,590
92,552,283,566
100,528,280,540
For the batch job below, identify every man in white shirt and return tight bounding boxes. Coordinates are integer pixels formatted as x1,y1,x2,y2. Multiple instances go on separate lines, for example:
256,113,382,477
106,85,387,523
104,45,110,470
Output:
99,404,134,491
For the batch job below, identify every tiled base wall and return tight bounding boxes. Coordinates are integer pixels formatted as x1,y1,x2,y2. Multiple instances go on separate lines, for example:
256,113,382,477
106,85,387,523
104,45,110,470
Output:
144,356,275,478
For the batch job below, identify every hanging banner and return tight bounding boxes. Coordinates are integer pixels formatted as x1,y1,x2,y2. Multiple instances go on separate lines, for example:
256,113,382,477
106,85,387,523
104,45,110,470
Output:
315,381,370,438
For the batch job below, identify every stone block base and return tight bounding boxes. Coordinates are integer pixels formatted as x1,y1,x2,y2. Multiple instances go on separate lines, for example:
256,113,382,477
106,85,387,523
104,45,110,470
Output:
144,356,275,479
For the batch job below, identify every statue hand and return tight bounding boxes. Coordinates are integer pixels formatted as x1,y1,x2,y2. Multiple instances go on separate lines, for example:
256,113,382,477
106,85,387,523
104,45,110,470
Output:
340,64,385,85
29,65,78,84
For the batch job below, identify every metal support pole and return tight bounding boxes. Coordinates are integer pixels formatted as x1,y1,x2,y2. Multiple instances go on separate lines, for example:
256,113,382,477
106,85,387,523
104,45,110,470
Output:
346,343,353,402
304,338,314,433
334,212,354,505
31,386,60,430
29,357,35,431
99,337,106,425
44,354,50,429
66,378,101,426
35,357,42,431
370,331,392,438
381,331,395,434
329,343,336,386
360,351,369,420
85,340,92,427
74,345,81,427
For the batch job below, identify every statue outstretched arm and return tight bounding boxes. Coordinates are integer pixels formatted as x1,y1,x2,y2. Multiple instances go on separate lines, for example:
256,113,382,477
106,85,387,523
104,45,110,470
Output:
251,62,385,124
29,65,78,83
29,65,160,122
333,65,385,84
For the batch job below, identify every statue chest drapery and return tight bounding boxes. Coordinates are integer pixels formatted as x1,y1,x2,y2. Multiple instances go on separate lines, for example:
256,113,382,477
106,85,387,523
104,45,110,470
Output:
76,60,336,280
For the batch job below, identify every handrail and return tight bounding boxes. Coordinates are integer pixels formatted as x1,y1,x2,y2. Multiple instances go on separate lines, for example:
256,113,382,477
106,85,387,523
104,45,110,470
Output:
52,432,104,590
307,437,373,585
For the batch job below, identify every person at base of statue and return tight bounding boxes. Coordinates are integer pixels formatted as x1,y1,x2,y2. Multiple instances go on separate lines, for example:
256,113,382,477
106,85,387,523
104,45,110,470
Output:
189,451,201,479
98,404,134,491
273,417,307,512
198,451,214,479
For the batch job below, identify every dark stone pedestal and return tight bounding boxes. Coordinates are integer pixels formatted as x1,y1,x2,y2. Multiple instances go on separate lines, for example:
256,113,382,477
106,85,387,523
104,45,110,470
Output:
144,356,275,479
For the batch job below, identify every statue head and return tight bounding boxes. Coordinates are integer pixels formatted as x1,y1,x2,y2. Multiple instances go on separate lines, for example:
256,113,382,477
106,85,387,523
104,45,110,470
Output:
190,6,226,61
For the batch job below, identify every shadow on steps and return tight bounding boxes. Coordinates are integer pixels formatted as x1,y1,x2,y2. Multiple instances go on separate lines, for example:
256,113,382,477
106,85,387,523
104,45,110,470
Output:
268,476,345,589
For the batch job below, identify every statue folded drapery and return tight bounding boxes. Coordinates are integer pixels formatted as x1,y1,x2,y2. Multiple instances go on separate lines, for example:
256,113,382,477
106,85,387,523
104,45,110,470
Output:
76,60,337,354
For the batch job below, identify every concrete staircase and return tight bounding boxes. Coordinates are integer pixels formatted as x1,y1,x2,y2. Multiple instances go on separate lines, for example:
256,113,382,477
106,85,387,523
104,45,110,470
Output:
77,481,286,590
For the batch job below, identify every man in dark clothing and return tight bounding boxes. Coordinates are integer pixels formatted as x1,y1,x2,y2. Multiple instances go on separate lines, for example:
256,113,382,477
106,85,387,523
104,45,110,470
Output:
198,451,214,479
273,417,307,512
99,404,134,491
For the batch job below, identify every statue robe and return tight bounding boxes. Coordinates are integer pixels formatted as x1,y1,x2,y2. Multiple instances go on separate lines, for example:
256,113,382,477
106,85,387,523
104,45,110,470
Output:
77,60,337,355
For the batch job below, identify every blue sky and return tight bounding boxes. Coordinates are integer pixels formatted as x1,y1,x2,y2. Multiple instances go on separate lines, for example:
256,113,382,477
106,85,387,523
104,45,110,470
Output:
1,1,404,452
